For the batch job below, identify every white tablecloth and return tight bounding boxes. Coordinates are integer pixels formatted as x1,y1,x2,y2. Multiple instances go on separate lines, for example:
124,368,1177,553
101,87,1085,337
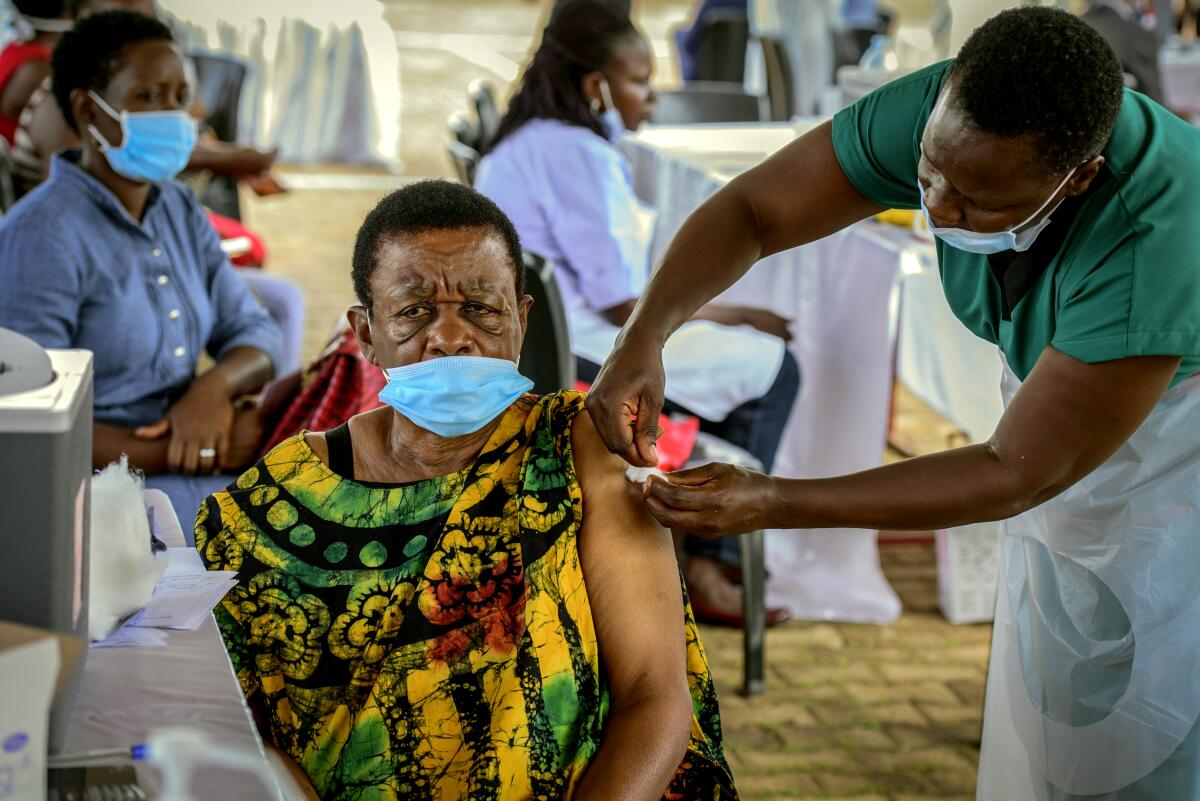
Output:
65,491,282,801
872,224,1005,443
624,123,902,623
623,122,1006,622
162,0,400,166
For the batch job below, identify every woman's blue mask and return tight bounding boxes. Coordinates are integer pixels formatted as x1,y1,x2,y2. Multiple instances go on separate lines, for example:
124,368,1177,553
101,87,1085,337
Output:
378,356,534,438
87,91,197,183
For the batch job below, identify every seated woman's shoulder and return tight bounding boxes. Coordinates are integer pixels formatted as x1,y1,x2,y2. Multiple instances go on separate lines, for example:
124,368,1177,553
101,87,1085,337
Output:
508,118,622,160
216,432,313,498
561,395,630,486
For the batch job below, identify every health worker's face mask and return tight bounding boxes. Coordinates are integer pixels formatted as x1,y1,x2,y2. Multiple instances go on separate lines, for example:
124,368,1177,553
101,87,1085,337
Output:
595,78,626,141
918,162,1076,255
88,91,198,183
378,355,534,439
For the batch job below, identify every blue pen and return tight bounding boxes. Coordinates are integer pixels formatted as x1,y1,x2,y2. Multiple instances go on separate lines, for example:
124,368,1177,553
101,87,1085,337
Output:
48,744,148,768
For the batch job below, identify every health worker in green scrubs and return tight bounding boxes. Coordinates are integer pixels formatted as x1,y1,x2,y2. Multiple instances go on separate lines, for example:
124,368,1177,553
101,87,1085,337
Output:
586,7,1200,800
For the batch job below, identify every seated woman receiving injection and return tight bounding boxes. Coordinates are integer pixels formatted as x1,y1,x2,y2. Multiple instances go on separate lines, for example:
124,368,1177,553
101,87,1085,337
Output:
196,181,738,801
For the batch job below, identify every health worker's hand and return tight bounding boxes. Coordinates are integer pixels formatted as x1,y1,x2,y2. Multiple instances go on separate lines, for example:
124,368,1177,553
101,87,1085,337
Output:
642,463,782,537
585,337,666,467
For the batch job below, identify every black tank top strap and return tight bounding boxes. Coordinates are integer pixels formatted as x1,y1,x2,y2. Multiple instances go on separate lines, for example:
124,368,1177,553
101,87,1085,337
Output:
324,422,356,478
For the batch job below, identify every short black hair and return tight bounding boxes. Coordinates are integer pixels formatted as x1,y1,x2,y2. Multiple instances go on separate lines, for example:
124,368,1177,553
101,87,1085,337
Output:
489,0,640,151
948,7,1124,173
352,180,526,313
14,0,67,16
51,10,174,133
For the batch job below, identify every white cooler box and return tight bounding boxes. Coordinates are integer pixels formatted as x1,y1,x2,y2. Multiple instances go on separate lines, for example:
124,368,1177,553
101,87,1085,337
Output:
936,521,1002,624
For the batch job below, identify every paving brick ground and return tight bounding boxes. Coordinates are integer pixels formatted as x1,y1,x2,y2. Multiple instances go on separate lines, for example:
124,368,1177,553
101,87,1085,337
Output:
701,543,988,800
239,4,993,797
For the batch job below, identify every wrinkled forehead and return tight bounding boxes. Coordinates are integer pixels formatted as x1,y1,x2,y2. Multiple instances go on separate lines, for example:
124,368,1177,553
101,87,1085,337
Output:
372,227,516,301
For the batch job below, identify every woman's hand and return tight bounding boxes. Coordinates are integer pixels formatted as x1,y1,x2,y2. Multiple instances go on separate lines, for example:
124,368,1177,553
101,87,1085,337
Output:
228,146,277,177
585,336,667,467
642,463,783,537
697,304,793,341
134,374,236,475
731,306,793,341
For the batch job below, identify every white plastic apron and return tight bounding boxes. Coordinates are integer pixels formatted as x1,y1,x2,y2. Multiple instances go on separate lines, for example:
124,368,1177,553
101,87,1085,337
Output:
977,360,1200,800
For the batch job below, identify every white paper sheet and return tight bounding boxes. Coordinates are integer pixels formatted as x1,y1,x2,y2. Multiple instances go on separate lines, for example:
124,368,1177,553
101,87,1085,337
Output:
161,547,206,579
126,573,237,632
92,626,169,649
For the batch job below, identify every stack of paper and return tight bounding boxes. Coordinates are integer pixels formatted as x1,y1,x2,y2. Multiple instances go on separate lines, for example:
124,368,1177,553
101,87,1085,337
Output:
93,549,236,647
125,571,238,631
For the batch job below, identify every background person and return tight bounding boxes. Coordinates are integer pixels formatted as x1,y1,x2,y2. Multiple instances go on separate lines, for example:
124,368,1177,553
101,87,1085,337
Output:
476,0,797,627
0,11,282,525
9,0,306,371
11,0,279,209
586,8,1200,799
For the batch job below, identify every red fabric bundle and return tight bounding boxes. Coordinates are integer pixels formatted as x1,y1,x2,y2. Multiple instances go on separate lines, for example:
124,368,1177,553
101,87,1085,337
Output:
259,328,386,455
205,209,267,267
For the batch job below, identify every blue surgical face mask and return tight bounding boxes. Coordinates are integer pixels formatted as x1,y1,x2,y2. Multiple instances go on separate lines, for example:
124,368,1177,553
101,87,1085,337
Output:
595,78,626,142
87,91,198,183
918,162,1076,255
378,355,534,438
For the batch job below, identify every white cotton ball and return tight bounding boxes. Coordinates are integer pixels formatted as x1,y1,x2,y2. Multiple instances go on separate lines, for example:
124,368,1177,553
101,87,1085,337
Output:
625,465,666,484
88,456,167,641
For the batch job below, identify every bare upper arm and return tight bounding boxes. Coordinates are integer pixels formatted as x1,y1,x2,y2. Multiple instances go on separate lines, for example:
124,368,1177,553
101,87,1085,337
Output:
572,409,691,711
991,347,1181,505
734,119,886,259
0,60,49,122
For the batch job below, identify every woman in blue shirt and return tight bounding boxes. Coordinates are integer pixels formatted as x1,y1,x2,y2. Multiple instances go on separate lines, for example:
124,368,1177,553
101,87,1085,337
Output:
0,11,281,526
476,0,797,627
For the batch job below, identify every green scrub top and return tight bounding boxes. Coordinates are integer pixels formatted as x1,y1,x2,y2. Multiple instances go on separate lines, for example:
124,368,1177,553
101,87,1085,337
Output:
832,60,1200,388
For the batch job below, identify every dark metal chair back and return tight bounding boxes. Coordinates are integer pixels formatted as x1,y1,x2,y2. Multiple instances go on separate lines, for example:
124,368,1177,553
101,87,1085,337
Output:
694,8,750,84
651,82,765,124
758,36,795,121
446,112,482,184
189,51,250,220
468,80,501,152
520,252,575,396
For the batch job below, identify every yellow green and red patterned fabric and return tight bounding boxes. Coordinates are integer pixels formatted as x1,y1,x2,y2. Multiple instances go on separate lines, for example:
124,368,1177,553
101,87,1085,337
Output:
196,390,737,801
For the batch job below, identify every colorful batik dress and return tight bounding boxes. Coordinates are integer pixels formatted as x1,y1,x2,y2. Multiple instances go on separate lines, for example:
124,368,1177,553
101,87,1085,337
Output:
196,391,737,801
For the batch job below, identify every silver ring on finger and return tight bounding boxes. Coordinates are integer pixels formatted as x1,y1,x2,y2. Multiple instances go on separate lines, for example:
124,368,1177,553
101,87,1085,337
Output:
198,447,218,460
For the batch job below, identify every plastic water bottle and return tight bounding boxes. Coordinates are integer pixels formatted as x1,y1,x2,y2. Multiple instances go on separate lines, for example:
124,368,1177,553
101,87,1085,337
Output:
858,35,893,69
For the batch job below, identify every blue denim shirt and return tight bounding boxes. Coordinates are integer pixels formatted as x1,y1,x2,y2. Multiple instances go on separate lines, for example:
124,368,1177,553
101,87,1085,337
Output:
0,152,281,428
